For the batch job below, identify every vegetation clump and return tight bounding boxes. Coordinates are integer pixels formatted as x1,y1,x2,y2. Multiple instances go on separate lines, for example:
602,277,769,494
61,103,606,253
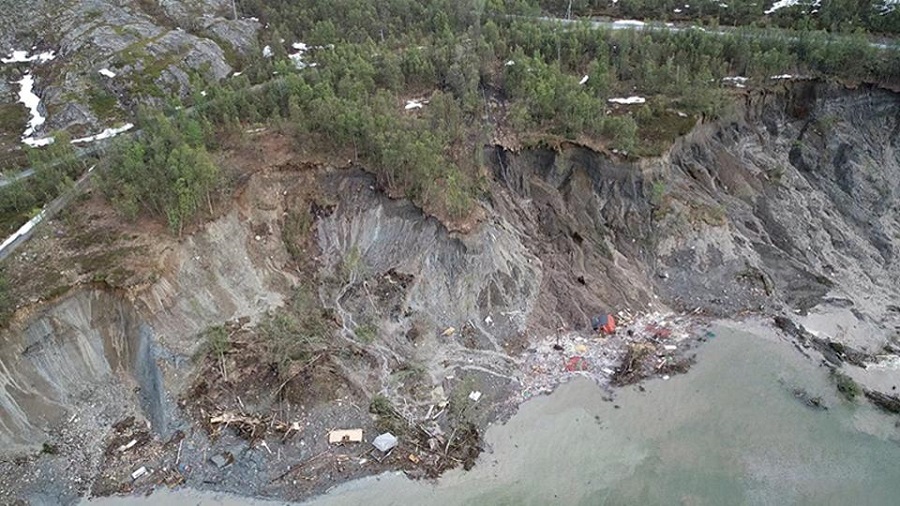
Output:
830,368,862,401
98,112,220,235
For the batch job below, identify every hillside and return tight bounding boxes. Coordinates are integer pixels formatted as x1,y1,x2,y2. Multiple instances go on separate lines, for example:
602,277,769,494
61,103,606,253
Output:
1,1,900,504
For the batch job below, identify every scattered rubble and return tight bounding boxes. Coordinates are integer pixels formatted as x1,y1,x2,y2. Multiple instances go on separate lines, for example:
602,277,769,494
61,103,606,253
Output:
518,310,705,401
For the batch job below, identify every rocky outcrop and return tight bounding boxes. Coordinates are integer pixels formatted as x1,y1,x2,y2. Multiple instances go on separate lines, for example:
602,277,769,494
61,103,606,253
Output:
0,0,259,137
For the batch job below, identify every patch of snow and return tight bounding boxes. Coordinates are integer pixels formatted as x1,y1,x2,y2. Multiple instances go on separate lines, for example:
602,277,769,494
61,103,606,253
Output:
612,20,645,28
23,137,54,147
674,8,683,12
262,45,272,58
764,0,801,15
722,76,749,88
232,71,242,77
579,75,589,85
200,90,207,96
612,0,619,4
288,41,317,70
404,99,425,110
505,60,515,66
0,209,45,254
70,123,134,144
608,96,646,105
1,49,56,64
719,2,729,7
16,74,44,139
770,74,793,80
98,68,116,78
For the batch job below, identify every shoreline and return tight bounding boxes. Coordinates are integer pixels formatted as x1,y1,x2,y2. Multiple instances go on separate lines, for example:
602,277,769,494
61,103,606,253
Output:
84,319,900,505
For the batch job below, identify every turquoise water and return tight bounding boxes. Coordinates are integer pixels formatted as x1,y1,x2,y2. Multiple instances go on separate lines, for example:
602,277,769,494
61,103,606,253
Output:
89,325,900,506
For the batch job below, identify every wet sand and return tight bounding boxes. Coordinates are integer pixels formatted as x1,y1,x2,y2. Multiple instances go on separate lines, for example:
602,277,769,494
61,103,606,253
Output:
87,324,900,506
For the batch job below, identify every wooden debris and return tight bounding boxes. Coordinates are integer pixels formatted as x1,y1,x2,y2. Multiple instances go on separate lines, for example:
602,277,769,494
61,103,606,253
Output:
328,428,363,444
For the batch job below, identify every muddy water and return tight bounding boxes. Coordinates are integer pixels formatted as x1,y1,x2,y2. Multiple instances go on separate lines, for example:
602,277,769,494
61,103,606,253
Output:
88,325,900,506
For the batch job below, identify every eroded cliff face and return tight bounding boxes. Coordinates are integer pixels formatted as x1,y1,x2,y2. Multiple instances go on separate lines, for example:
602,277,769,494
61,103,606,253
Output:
1,83,899,503
485,82,900,346
0,290,164,452
653,83,900,349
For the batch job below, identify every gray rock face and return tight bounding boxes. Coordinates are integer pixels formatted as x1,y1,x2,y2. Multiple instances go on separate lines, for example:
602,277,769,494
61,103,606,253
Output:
486,82,900,348
0,0,259,137
199,18,262,57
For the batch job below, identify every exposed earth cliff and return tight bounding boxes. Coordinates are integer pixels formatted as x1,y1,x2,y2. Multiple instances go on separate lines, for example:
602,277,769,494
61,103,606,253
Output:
1,79,899,504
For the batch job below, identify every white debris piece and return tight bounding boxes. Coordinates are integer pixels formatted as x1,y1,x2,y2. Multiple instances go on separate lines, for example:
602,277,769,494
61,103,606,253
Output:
200,90,207,96
608,96,646,105
131,467,149,481
232,71,242,77
468,391,482,402
262,45,273,58
664,345,678,351
405,99,425,110
71,123,134,144
117,439,138,452
579,75,589,85
674,8,682,12
770,74,793,80
2,49,56,64
372,432,398,452
98,68,116,78
505,60,515,66
764,0,801,15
